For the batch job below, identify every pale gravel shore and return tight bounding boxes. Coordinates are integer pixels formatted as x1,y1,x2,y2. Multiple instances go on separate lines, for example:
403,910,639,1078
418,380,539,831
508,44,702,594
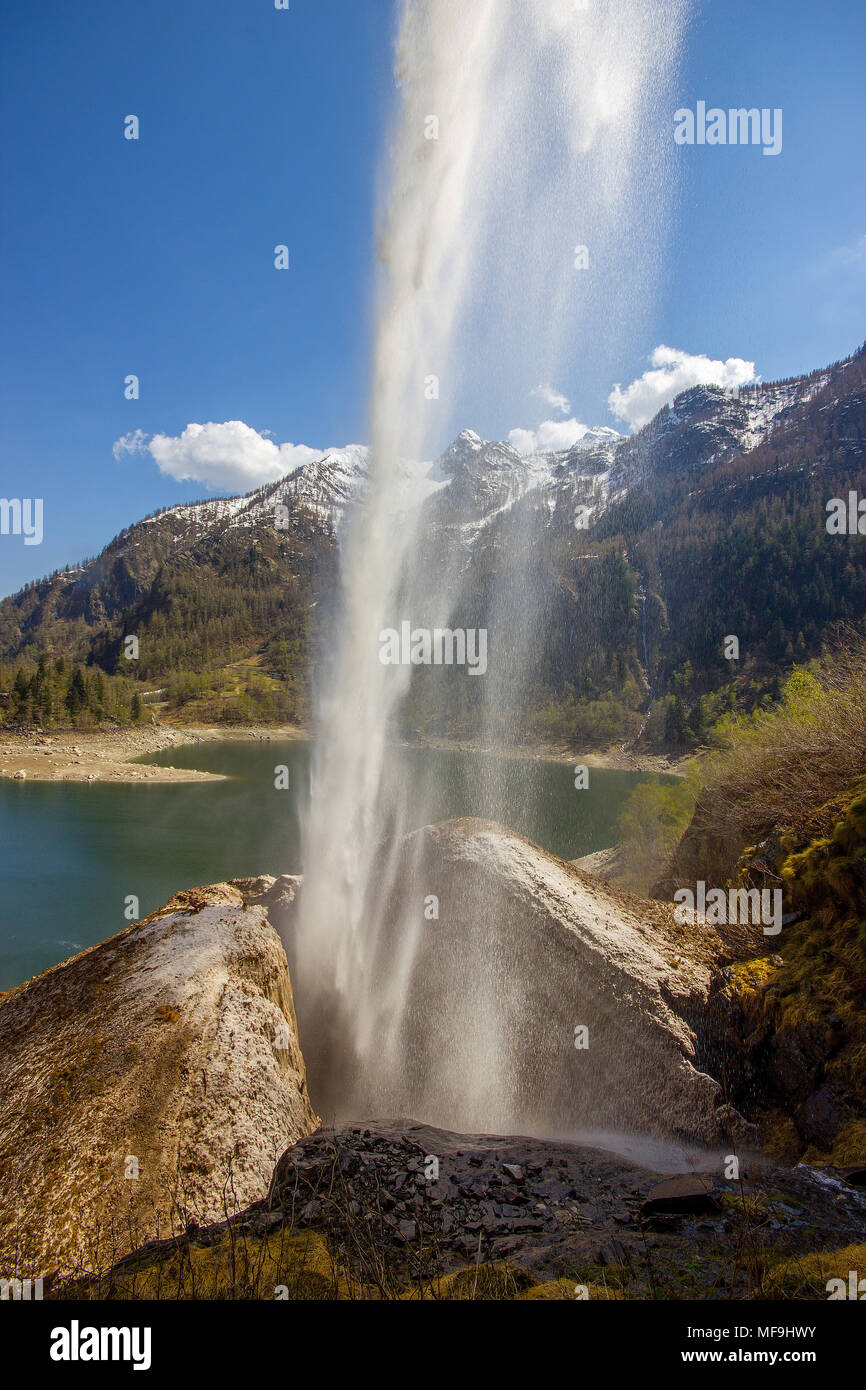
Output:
0,720,688,785
402,733,692,778
0,722,309,784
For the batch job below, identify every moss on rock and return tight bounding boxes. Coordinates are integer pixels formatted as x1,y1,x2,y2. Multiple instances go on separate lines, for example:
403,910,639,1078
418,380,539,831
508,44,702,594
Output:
718,783,866,1164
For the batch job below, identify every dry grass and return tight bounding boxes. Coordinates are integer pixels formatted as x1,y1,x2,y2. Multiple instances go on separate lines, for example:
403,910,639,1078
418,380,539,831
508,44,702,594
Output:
763,1243,866,1299
662,627,866,891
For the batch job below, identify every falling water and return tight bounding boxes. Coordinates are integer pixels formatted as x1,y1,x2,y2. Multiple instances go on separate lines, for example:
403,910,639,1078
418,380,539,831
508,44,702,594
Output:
292,0,692,1132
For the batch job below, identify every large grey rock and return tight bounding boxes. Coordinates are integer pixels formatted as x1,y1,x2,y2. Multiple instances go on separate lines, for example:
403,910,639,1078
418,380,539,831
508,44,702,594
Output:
0,879,318,1280
281,819,752,1146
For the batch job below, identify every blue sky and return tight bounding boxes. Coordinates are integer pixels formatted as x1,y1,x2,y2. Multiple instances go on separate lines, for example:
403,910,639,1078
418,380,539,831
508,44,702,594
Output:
1,0,863,597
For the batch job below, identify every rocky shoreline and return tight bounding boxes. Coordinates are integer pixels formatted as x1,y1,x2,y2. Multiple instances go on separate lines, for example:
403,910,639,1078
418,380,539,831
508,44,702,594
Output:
401,732,691,778
0,722,308,783
0,721,687,785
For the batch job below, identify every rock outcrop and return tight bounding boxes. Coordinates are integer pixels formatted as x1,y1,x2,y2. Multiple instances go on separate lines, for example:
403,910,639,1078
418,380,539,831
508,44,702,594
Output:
280,818,755,1146
86,1119,866,1301
656,782,866,1165
263,1120,865,1287
0,878,317,1280
0,818,768,1285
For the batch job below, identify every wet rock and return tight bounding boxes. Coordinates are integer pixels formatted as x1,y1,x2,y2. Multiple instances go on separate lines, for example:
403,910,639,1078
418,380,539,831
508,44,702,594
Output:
767,1026,827,1106
645,1213,680,1232
254,1210,284,1235
267,1121,743,1280
595,1240,626,1266
795,1086,848,1148
88,1116,866,1297
713,1102,759,1147
283,819,753,1145
641,1176,720,1216
337,1148,359,1176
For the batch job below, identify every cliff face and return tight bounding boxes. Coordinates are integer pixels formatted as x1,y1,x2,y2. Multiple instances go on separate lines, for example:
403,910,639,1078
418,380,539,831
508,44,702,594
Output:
0,878,318,1280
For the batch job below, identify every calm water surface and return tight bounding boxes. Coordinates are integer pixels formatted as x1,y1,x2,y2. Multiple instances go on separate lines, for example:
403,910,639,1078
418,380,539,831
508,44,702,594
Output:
0,740,665,990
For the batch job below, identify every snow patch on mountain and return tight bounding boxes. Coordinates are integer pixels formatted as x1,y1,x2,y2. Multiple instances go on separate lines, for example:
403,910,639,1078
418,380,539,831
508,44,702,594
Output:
115,359,855,560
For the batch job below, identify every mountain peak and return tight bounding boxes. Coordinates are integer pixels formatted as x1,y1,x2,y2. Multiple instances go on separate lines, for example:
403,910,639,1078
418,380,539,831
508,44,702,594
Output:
437,429,520,479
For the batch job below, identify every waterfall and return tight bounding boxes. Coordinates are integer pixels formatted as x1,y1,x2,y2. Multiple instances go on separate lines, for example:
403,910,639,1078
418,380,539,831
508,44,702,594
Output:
292,0,691,1130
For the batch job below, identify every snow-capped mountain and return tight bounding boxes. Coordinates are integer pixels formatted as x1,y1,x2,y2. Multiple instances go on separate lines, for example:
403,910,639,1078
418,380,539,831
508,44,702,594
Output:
604,370,841,500
1,348,862,673
137,445,371,540
194,359,848,545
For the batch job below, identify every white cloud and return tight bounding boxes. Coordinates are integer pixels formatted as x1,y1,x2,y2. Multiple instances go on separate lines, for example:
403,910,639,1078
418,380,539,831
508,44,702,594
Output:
608,345,758,431
508,418,591,455
530,382,571,415
148,421,285,490
112,429,149,461
112,420,331,492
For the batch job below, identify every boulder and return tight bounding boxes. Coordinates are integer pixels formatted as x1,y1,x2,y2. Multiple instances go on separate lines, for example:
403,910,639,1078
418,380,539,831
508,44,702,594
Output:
0,878,318,1280
282,818,752,1145
640,1176,720,1216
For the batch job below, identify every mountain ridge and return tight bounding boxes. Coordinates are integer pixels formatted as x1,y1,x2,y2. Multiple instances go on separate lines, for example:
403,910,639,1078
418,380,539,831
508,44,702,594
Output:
5,350,858,602
1,346,863,743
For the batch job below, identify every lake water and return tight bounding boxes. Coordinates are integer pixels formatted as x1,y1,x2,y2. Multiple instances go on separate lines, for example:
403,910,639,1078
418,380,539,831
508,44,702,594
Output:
0,740,661,991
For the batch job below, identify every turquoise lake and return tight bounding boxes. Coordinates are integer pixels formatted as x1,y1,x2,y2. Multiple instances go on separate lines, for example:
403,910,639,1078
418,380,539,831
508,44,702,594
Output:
0,740,661,990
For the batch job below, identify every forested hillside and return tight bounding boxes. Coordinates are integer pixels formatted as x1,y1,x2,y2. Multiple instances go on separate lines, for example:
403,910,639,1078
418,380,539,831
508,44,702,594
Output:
0,504,336,726
1,347,863,740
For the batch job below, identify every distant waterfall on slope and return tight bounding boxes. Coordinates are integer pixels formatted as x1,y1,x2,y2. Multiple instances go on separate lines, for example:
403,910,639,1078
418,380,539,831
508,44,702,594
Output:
622,568,655,752
292,0,691,1132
